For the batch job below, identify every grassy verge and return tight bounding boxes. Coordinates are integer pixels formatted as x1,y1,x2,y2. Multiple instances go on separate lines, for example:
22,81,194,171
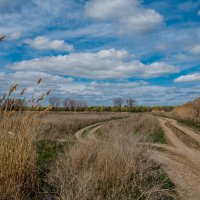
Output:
148,129,166,144
36,140,74,198
178,119,200,131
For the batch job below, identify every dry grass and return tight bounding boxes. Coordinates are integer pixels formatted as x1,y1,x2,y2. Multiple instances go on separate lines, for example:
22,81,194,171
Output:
51,114,176,200
152,97,200,123
99,113,160,140
0,112,40,200
36,112,130,197
173,98,200,122
40,112,129,140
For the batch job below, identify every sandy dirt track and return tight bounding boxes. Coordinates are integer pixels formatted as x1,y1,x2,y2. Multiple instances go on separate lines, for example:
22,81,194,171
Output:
150,117,200,200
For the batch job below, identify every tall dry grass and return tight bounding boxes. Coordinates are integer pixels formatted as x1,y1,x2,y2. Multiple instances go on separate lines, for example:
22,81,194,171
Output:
0,79,49,199
100,113,160,140
52,114,176,200
173,97,200,122
40,112,129,140
0,112,40,200
152,97,200,123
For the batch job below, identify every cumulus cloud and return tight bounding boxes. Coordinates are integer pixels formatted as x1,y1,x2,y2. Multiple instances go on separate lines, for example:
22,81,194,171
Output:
24,36,74,52
0,71,77,98
7,31,22,41
1,71,199,106
8,49,178,80
191,44,200,54
0,0,79,35
0,71,73,90
174,73,200,83
85,0,163,35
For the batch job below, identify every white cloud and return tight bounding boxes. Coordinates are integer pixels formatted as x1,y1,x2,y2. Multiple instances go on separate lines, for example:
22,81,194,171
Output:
174,73,200,83
85,0,163,35
7,31,22,40
8,49,178,80
24,36,74,52
191,45,200,54
0,0,80,36
0,71,73,88
0,71,77,97
1,71,199,106
198,10,200,16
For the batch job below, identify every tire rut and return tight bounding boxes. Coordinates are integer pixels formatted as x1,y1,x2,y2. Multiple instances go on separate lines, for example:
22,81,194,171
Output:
149,116,200,200
74,122,104,143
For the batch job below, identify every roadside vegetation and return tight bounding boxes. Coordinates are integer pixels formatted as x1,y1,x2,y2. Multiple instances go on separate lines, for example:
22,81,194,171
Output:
152,97,200,130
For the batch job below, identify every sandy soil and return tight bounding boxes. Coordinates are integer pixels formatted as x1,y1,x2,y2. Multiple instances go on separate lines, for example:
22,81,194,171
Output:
150,117,200,200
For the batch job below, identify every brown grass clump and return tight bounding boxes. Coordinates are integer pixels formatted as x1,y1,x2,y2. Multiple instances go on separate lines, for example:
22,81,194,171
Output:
0,79,48,199
152,97,200,123
98,113,160,143
52,115,176,200
0,112,40,200
173,97,200,122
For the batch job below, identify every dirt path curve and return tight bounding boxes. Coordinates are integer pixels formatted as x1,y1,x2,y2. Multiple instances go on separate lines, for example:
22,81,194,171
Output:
87,125,103,142
164,117,200,143
74,122,104,143
150,116,200,200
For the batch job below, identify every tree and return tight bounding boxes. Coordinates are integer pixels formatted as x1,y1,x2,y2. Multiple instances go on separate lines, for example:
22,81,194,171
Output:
13,99,26,110
113,98,124,111
63,98,77,111
77,100,88,111
126,98,137,109
49,97,61,108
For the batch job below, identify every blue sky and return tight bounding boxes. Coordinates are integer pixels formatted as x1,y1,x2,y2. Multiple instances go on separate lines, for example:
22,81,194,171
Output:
0,0,200,106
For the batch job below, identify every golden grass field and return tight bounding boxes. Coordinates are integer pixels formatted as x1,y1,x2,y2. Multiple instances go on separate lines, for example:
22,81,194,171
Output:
0,111,178,200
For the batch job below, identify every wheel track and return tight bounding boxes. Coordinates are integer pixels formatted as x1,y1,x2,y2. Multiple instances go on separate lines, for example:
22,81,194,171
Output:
149,116,200,200
74,122,103,143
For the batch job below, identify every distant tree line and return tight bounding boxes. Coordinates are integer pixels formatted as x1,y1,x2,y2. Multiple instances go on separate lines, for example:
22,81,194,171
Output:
0,98,26,111
49,97,88,111
0,95,174,113
47,96,173,112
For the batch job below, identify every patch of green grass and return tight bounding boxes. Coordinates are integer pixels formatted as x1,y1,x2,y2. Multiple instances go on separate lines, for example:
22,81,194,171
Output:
178,119,200,131
148,129,166,144
36,140,74,197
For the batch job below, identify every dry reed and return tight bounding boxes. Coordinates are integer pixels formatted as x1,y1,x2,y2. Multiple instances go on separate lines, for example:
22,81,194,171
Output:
0,112,40,200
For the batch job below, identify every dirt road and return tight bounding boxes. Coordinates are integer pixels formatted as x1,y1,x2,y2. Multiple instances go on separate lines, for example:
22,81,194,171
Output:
74,116,200,200
150,117,200,200
75,122,103,143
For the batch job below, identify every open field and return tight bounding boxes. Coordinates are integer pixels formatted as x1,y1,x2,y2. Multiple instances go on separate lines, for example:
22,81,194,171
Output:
1,100,200,200
0,111,177,200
